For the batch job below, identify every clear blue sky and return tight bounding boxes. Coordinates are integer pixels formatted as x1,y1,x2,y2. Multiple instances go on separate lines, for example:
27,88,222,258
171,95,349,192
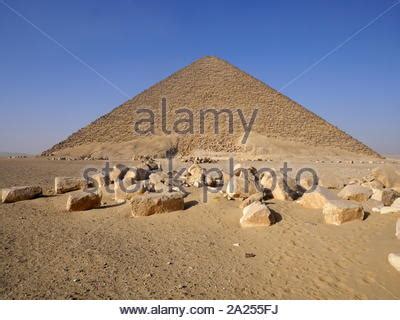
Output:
0,0,399,155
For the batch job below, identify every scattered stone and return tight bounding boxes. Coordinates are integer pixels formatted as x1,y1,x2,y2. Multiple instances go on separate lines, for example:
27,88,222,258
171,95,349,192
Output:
226,175,259,199
323,200,364,225
114,180,144,201
392,198,400,208
260,171,298,201
319,175,345,189
130,191,184,217
123,170,137,186
110,164,129,182
66,191,102,211
239,192,263,209
372,165,400,190
55,177,87,194
338,185,372,202
379,206,400,215
396,219,400,240
296,186,339,209
1,186,42,203
388,253,400,272
91,172,110,188
245,253,256,258
240,201,275,227
381,189,400,206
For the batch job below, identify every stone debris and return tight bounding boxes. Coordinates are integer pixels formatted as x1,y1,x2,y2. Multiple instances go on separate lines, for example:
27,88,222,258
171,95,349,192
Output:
378,206,400,215
110,164,129,183
55,177,87,194
1,186,42,203
388,253,400,272
323,200,364,225
372,165,400,191
396,219,400,240
240,201,275,227
226,175,259,199
114,180,144,201
296,186,340,209
337,185,372,202
66,191,102,211
260,171,299,201
130,191,184,217
381,189,400,206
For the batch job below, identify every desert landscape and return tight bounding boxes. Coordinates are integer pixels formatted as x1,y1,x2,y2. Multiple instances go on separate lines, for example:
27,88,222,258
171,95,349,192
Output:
1,56,400,300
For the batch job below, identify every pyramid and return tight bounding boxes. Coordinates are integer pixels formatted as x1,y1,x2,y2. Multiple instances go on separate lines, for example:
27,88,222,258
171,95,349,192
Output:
43,56,379,158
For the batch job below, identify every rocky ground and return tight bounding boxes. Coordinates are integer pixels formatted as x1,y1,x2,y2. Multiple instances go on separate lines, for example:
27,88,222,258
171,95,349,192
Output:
1,157,400,299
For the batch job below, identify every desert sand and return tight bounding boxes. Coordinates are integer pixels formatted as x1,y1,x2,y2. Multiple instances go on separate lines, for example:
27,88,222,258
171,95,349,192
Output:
1,157,400,299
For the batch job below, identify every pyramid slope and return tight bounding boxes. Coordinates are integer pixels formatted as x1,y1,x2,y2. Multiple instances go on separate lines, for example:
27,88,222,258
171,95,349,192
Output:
43,56,380,158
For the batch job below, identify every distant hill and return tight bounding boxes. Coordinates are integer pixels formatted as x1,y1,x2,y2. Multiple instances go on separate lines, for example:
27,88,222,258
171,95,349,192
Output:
42,56,380,159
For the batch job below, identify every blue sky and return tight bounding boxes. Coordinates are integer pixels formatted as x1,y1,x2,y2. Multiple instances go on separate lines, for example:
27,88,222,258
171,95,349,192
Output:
0,0,399,154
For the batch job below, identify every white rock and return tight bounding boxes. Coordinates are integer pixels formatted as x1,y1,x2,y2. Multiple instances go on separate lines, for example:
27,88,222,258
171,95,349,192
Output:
296,186,339,209
1,186,42,203
388,253,400,272
379,206,400,215
371,188,383,202
338,185,372,202
396,219,400,240
392,198,400,209
323,200,364,225
240,201,275,227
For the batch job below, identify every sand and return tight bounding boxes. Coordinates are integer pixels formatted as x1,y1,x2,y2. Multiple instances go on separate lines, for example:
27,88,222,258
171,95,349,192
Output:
1,157,400,299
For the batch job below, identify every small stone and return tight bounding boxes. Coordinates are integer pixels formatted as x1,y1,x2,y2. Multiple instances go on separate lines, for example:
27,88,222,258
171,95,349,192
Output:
379,206,400,215
233,243,240,247
396,219,400,240
388,253,400,272
245,253,256,258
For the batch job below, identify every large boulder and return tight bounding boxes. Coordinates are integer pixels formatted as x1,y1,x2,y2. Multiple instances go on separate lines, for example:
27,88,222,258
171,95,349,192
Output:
338,185,372,202
2,186,42,203
296,186,339,209
323,200,364,225
66,191,102,211
388,253,400,272
240,201,275,227
55,177,86,194
260,171,298,201
130,191,184,217
372,165,400,191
